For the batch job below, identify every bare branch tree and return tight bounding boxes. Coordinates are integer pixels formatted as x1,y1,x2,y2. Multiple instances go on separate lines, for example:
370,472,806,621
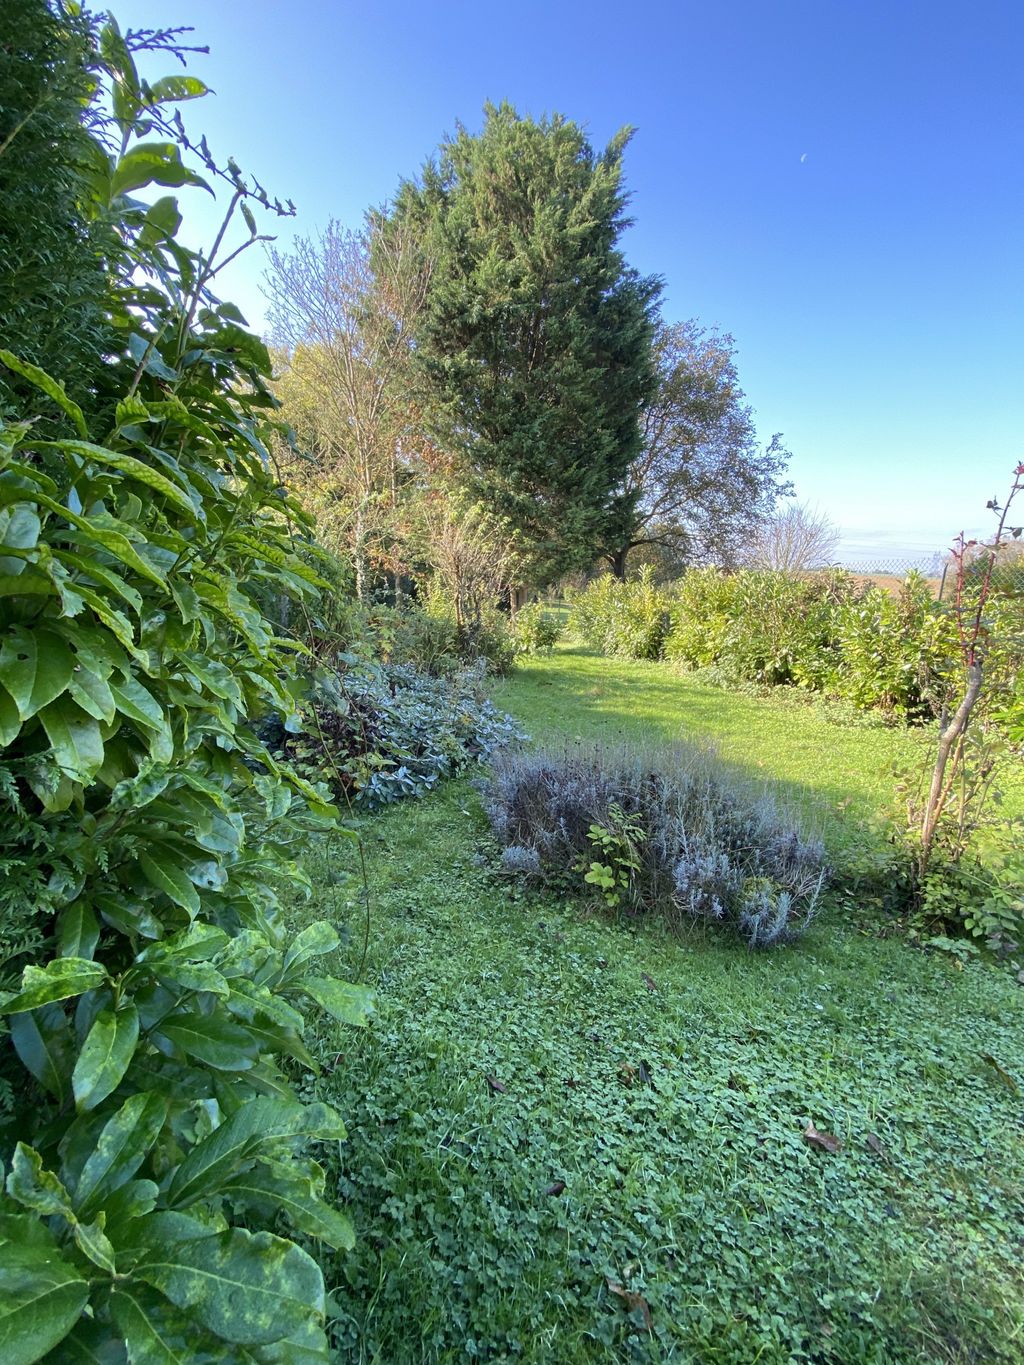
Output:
264,217,430,599
605,320,791,578
744,501,840,574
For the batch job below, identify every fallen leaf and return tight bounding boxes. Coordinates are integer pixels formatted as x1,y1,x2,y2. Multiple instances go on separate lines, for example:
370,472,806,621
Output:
641,973,657,993
865,1132,892,1162
485,1074,508,1094
606,1277,653,1330
803,1121,842,1153
981,1053,1018,1092
617,1062,637,1087
543,1180,566,1197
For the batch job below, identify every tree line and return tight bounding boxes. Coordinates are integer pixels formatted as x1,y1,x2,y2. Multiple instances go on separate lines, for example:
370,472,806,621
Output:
265,102,792,609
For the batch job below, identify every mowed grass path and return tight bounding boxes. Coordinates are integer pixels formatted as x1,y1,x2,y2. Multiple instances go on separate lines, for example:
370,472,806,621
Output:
305,651,1024,1364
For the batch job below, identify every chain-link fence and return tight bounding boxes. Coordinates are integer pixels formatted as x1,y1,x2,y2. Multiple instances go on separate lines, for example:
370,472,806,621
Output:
824,555,1024,599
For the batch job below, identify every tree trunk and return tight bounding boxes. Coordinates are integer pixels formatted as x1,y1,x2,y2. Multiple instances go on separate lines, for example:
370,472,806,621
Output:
353,499,368,602
609,547,628,581
920,660,983,872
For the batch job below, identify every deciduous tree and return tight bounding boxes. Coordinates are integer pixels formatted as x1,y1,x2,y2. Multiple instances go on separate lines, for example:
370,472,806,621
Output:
746,500,840,574
266,218,429,599
603,320,791,577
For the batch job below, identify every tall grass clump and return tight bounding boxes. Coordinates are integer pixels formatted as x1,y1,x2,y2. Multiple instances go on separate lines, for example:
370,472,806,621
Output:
483,743,827,946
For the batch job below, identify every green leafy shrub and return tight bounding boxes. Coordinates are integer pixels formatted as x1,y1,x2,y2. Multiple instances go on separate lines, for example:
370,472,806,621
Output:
666,568,856,691
266,661,525,809
484,743,827,946
834,572,954,717
514,602,563,654
0,15,372,1360
569,568,671,660
364,596,519,677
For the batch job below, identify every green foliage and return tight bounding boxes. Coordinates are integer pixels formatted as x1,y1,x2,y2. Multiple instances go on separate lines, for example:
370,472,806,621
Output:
833,572,955,716
389,101,660,579
0,0,110,420
513,602,563,654
0,15,371,1360
306,781,1024,1364
665,567,855,690
663,567,972,721
569,568,671,660
266,661,525,809
361,598,520,677
581,804,645,908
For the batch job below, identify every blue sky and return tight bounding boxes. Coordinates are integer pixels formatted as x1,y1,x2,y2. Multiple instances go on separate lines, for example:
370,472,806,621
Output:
120,0,1023,562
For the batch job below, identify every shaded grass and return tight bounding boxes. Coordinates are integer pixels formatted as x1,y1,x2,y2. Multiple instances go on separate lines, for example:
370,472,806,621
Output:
301,652,1024,1363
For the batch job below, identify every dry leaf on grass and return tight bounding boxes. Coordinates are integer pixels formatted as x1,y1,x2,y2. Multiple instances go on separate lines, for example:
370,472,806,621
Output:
803,1121,842,1153
606,1277,653,1330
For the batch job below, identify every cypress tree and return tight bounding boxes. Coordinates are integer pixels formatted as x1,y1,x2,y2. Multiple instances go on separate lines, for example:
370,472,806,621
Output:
390,102,660,580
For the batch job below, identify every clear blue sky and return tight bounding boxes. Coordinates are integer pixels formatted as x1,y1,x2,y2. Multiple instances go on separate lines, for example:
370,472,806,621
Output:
121,0,1024,563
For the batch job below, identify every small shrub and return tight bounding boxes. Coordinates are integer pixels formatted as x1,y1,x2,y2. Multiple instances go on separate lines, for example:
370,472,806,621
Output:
269,661,526,809
514,602,563,654
483,743,827,946
569,568,671,660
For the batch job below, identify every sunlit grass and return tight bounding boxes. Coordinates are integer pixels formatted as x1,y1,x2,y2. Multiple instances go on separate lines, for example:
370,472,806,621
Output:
301,651,1024,1364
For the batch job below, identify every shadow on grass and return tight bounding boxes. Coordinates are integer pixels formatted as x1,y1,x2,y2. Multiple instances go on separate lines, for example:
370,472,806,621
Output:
493,647,929,862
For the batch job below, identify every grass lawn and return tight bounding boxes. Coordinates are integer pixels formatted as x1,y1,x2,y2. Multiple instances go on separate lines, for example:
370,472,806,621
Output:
300,650,1024,1363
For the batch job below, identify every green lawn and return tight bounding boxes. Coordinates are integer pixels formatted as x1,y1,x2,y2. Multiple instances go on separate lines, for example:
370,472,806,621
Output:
301,650,1024,1364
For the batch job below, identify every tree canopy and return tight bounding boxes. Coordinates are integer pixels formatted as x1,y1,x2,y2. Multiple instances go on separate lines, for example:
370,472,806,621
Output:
388,101,660,581
604,320,791,577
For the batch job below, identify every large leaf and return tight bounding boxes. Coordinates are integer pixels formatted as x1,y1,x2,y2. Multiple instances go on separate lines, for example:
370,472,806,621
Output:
239,1314,330,1364
134,1228,324,1346
6,1143,74,1220
9,1005,75,1102
58,902,101,961
72,1218,117,1276
57,1317,130,1363
138,853,200,916
107,673,165,731
0,350,88,438
137,196,183,251
167,1099,346,1209
55,440,197,519
39,697,105,782
73,1004,140,1112
0,1241,89,1365
279,923,340,981
109,1286,227,1364
0,684,18,745
296,977,375,1027
0,505,41,575
1,958,108,1014
222,1167,355,1251
144,75,209,105
110,143,211,198
223,978,306,1033
67,665,118,725
156,1013,259,1072
136,924,229,964
73,1091,169,1216
0,626,74,722
28,488,170,587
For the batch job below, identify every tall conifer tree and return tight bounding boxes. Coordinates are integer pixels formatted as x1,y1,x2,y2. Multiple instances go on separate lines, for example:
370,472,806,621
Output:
389,102,660,580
